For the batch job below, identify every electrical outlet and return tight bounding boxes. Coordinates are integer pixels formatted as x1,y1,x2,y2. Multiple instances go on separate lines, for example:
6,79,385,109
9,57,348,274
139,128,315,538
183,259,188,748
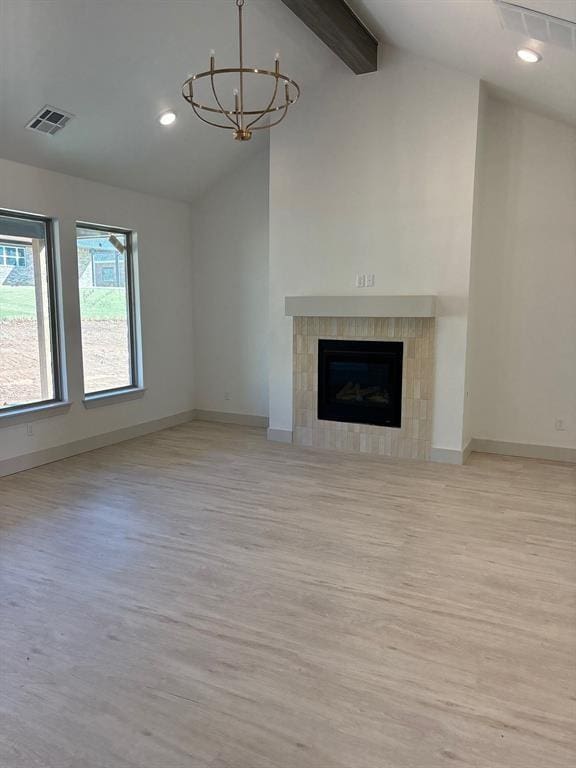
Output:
26,423,34,437
356,272,375,288
224,392,231,401
555,419,567,431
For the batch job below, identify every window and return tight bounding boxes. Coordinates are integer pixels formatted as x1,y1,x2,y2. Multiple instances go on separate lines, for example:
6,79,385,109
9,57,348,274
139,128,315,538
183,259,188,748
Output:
0,212,61,412
0,245,28,267
100,266,116,284
76,224,140,396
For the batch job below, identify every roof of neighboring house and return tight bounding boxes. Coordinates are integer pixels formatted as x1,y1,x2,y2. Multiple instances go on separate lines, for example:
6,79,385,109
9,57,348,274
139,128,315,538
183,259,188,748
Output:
0,241,31,249
78,238,117,252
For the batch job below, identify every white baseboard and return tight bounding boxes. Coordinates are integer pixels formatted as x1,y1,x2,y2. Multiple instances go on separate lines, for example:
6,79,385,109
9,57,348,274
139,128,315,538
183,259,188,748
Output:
430,446,468,465
193,409,268,428
267,428,293,444
462,440,473,464
0,410,196,479
7,411,570,483
471,438,576,464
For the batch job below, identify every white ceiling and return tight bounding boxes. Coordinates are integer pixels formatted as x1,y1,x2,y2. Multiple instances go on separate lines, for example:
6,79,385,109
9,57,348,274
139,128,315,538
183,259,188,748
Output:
349,0,576,125
0,0,337,203
0,1,573,203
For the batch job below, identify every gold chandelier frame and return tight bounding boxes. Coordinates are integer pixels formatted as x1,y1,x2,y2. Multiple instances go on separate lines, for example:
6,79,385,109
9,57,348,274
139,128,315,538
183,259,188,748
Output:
182,0,300,141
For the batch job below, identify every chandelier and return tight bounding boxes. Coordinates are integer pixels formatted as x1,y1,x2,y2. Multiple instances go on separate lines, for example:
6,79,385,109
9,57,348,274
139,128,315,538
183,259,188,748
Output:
182,0,300,141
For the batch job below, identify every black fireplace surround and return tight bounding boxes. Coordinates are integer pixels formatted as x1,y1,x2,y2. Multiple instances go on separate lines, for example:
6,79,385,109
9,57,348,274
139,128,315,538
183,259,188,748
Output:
317,339,403,428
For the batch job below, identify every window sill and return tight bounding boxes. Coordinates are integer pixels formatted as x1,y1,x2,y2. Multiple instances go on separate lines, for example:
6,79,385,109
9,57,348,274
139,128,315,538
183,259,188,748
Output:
83,387,146,409
0,400,72,427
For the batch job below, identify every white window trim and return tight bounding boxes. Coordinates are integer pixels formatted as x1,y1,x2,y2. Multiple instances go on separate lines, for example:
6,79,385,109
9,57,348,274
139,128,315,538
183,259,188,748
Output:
0,400,72,427
82,386,146,409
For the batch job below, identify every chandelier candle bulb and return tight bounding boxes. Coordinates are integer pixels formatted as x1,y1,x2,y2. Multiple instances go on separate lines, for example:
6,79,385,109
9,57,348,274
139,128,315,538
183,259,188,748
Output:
182,0,300,141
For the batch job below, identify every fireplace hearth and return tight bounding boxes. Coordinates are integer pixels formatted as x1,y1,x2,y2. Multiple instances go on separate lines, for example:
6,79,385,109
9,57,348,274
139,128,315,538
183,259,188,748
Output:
318,339,403,428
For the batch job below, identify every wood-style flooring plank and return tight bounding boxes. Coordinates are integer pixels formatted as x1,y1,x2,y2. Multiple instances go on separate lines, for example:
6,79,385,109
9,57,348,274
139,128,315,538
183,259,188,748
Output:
0,422,575,767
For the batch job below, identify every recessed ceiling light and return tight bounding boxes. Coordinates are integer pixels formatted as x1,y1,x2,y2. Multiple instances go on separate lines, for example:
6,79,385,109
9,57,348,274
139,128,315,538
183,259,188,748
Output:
516,48,542,63
159,111,177,126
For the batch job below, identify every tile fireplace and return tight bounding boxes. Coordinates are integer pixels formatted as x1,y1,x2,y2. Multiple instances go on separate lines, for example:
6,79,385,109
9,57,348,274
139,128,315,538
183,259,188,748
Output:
292,314,435,460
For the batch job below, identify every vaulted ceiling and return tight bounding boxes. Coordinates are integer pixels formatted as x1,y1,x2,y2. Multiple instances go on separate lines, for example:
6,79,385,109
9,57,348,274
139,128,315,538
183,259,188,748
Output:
0,0,338,202
349,0,576,125
0,1,573,203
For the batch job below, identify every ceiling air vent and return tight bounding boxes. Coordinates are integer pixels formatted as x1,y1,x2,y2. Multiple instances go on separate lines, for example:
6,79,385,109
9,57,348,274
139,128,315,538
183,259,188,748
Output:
26,106,75,136
494,0,576,51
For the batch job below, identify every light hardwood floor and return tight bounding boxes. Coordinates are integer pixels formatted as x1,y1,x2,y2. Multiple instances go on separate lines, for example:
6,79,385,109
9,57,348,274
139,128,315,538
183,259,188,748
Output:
1,422,575,768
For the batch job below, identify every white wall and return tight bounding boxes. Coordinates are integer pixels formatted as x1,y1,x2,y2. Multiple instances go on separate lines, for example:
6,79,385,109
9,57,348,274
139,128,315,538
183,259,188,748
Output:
0,157,195,461
269,48,480,451
468,97,576,449
191,147,269,418
463,85,488,450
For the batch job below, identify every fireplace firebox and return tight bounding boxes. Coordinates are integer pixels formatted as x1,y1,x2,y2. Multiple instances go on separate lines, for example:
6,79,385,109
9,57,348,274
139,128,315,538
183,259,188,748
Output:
317,339,403,428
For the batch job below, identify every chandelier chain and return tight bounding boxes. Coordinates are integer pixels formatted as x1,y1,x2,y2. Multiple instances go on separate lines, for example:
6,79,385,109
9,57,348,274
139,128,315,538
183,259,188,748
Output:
238,0,245,130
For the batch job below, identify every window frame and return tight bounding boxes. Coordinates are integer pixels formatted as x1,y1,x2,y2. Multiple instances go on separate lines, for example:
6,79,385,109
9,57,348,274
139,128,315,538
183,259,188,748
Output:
76,222,141,399
0,209,63,416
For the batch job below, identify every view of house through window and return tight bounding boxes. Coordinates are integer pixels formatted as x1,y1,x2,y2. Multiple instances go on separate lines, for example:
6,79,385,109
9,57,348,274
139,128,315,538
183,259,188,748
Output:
0,212,60,410
77,225,137,395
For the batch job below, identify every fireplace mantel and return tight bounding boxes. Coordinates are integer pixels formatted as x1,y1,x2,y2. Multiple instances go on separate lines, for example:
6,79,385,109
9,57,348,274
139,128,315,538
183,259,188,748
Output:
285,295,437,318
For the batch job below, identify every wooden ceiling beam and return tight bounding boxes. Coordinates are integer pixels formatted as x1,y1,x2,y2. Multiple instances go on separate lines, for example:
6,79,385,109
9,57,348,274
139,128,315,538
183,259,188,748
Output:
280,0,378,75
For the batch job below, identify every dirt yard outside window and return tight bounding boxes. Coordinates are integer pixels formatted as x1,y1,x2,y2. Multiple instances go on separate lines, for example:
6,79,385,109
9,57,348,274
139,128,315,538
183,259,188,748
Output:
0,287,130,407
